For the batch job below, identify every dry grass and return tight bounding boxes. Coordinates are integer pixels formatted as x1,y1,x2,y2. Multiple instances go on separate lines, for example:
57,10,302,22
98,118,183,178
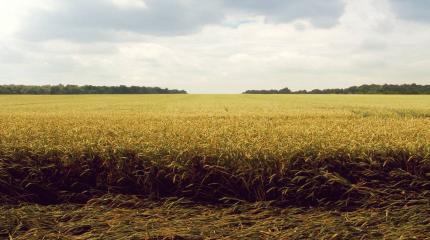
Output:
2,194,430,240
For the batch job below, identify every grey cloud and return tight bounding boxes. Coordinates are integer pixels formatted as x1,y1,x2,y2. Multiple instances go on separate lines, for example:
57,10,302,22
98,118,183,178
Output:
21,0,223,41
0,45,26,64
390,0,430,22
20,0,345,41
360,39,388,51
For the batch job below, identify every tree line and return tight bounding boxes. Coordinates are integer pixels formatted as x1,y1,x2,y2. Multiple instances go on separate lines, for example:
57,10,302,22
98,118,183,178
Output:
243,84,430,94
0,84,187,94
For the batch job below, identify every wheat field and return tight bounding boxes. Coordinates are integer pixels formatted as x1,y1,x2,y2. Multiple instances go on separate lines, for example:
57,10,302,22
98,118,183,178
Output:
1,94,430,239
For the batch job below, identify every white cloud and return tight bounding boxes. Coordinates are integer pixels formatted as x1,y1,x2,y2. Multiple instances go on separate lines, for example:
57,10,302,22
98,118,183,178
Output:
0,1,56,36
110,0,147,9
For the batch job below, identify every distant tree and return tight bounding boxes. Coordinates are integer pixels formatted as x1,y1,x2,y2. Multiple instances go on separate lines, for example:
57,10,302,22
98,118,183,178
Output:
278,87,291,94
293,90,307,94
244,87,291,94
0,84,187,94
242,84,430,94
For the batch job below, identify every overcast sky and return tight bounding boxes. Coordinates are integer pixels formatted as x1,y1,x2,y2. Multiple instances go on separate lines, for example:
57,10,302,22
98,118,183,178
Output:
0,0,429,93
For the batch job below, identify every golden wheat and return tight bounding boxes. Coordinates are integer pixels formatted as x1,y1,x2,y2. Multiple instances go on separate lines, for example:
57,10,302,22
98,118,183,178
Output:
0,94,429,206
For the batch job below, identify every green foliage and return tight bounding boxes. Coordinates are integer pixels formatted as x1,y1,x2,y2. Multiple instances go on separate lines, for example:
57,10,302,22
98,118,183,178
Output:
244,83,430,94
0,84,187,94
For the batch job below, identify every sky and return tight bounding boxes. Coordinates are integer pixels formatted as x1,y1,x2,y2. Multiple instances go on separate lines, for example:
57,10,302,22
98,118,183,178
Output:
0,0,429,93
